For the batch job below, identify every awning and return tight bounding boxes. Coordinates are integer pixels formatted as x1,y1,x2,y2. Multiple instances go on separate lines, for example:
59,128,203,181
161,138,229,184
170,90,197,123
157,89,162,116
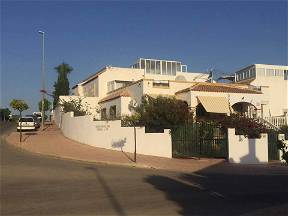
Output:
197,96,230,114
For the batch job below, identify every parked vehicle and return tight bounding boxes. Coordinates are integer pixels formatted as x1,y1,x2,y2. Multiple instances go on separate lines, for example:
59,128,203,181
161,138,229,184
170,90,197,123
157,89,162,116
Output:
26,115,40,128
17,117,36,131
33,112,42,122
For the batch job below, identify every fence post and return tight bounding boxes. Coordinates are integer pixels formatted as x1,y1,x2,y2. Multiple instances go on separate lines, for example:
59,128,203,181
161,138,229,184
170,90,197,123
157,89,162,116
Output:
134,126,137,163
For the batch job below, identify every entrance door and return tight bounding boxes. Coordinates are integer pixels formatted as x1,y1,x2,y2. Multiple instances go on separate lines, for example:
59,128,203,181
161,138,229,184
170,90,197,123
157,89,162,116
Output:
268,132,280,161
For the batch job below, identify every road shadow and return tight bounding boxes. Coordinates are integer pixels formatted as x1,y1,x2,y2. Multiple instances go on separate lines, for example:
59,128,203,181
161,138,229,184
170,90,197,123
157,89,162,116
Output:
111,138,135,162
145,163,288,215
145,175,224,215
85,166,126,216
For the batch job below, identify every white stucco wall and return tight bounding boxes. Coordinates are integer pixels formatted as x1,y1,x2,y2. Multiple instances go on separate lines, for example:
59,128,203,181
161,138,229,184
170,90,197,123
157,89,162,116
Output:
251,76,287,117
228,128,268,164
99,96,132,119
57,112,172,158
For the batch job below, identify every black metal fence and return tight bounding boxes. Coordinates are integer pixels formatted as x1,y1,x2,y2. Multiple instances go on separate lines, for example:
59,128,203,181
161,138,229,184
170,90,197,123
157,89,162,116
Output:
268,132,280,161
171,121,228,158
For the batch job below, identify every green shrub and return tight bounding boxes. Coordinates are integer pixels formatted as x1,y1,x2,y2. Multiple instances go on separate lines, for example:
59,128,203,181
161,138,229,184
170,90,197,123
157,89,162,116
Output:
59,98,90,116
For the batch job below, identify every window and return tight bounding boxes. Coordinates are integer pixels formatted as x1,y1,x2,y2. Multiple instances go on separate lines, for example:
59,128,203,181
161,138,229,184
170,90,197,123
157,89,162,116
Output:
236,74,239,81
167,62,172,75
266,69,274,76
101,108,107,120
107,81,115,92
176,62,181,72
284,70,288,80
162,61,167,75
181,65,187,72
275,69,283,76
146,60,151,73
156,61,161,74
115,80,131,89
245,70,249,79
109,106,117,120
251,68,256,77
172,62,176,75
151,60,155,74
20,118,34,122
141,59,145,69
136,58,187,76
152,80,169,88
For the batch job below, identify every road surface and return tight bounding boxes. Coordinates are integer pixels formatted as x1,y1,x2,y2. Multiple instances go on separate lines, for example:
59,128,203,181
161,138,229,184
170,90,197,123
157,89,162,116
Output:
1,122,288,215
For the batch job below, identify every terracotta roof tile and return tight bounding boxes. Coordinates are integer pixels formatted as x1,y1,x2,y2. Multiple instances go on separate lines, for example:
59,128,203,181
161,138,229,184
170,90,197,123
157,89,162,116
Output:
99,89,131,104
176,82,262,94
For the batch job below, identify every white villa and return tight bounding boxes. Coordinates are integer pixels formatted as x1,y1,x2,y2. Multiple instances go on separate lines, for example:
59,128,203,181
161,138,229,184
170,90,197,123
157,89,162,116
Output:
59,58,288,129
54,58,288,163
234,64,288,127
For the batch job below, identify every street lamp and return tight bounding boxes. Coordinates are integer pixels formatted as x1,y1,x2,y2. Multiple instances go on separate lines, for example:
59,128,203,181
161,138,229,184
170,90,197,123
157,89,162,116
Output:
38,30,45,130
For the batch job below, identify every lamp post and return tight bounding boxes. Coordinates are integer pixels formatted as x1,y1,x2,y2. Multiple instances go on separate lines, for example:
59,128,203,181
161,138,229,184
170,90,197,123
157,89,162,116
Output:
38,30,45,130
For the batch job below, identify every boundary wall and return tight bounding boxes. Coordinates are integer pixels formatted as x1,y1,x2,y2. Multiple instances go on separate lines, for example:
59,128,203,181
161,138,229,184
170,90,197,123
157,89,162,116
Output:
55,111,172,158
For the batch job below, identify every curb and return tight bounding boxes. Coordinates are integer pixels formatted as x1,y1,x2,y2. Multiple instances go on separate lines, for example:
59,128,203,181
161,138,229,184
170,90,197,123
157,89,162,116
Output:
4,134,157,171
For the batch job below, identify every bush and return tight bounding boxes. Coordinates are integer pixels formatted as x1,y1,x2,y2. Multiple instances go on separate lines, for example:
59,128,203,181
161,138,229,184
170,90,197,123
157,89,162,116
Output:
280,125,288,140
277,139,288,164
121,95,190,129
209,114,271,138
59,98,90,116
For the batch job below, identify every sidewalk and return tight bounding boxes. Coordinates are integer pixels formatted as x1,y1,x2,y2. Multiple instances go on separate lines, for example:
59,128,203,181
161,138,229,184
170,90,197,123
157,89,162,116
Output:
5,124,230,173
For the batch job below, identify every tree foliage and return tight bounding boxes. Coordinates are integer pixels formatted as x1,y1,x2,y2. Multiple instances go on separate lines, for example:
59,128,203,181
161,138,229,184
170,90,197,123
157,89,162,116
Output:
59,98,91,116
10,99,29,142
38,98,51,112
53,62,73,107
10,99,29,114
205,113,272,138
280,125,288,140
278,139,288,165
122,95,190,129
0,108,11,121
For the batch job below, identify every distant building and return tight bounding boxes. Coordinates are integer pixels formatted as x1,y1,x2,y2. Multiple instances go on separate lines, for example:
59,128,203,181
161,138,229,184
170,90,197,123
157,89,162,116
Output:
234,64,288,117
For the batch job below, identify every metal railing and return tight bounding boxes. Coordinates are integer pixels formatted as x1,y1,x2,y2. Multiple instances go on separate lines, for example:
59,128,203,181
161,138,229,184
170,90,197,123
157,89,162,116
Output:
264,116,288,128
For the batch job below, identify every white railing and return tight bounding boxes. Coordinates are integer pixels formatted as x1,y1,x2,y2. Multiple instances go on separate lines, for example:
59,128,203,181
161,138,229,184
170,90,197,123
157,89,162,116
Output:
264,116,288,128
256,118,280,131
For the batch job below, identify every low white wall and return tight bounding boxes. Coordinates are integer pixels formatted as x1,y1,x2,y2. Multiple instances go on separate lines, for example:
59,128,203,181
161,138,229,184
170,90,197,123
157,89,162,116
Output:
58,112,172,158
228,128,268,164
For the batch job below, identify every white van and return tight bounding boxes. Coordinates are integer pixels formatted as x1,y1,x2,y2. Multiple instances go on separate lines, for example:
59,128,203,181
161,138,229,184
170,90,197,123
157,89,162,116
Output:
17,117,36,131
33,112,42,121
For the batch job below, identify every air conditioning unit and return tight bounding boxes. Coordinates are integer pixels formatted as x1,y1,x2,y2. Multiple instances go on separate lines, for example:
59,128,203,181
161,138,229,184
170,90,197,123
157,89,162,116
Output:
261,101,269,105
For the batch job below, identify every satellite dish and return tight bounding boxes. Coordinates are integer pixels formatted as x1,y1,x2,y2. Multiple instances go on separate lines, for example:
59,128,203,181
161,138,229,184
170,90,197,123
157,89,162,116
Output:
175,75,186,81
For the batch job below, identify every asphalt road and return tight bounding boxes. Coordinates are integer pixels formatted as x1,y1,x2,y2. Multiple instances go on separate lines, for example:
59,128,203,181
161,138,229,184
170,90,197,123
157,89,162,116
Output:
1,122,288,215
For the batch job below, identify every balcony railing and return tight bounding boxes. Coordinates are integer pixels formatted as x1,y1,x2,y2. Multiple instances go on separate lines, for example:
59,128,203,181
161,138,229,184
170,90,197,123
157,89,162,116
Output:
264,116,288,128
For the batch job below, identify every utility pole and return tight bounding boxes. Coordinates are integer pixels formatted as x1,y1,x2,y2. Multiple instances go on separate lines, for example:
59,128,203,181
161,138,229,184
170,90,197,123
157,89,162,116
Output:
38,30,45,130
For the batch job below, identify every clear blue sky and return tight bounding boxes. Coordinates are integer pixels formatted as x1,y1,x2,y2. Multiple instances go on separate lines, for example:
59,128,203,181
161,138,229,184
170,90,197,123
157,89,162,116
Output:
1,1,287,114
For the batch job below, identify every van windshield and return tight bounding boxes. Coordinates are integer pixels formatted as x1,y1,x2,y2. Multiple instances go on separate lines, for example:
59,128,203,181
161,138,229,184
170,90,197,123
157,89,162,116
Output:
19,118,34,122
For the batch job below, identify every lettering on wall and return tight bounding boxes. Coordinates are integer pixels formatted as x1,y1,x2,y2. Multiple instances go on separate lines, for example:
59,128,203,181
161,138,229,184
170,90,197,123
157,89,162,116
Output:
95,125,110,131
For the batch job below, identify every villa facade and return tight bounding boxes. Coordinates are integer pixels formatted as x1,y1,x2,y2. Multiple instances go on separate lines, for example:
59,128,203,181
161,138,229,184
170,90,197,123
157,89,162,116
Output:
234,64,288,127
61,58,287,128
